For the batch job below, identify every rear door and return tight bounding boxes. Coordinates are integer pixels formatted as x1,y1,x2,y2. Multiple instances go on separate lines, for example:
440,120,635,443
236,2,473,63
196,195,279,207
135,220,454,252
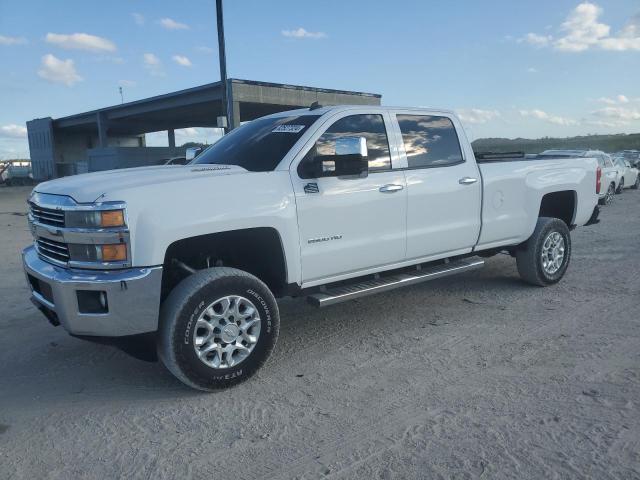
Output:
391,111,482,260
291,111,407,286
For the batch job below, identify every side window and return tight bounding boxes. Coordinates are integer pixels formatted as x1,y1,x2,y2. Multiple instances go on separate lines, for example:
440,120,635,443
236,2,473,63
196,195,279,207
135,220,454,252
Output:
605,157,614,168
313,114,391,172
597,157,606,167
396,115,463,169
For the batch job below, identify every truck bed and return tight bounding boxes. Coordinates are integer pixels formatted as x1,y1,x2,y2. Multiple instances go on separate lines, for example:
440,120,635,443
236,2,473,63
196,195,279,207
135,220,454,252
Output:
475,155,599,250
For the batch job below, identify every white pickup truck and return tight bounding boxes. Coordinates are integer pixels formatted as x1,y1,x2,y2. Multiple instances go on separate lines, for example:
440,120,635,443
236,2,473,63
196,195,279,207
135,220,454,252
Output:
23,105,601,390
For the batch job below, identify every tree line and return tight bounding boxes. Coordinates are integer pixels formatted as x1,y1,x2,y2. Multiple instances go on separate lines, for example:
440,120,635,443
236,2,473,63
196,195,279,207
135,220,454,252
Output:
472,133,640,154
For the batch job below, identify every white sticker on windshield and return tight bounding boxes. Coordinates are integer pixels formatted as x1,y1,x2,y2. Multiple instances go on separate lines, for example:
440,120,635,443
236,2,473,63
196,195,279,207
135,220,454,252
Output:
272,124,306,133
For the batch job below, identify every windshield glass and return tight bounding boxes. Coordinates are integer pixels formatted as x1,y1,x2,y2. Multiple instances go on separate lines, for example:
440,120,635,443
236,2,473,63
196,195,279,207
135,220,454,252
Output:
192,114,320,171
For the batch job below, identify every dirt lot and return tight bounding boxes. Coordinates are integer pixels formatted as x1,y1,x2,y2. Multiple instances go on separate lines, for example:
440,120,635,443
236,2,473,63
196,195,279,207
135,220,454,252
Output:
1,184,639,479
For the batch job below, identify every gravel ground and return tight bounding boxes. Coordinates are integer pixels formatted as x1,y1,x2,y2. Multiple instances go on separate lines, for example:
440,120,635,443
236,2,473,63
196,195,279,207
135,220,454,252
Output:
1,185,639,479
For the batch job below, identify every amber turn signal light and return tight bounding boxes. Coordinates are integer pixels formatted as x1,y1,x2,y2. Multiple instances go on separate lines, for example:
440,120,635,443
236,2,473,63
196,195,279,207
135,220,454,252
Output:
100,210,125,227
101,244,127,262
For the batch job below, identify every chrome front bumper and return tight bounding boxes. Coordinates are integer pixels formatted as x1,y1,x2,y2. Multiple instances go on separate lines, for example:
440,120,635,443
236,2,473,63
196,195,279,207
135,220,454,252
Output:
23,246,163,337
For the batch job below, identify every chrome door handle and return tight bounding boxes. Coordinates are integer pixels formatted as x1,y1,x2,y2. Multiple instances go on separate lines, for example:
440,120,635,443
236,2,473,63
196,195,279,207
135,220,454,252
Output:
379,184,404,193
459,177,478,185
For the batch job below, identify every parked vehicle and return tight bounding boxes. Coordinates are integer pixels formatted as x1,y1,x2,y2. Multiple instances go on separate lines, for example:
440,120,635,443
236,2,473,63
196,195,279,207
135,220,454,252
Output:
613,156,640,191
23,105,600,390
539,150,619,205
1,160,34,186
621,150,640,169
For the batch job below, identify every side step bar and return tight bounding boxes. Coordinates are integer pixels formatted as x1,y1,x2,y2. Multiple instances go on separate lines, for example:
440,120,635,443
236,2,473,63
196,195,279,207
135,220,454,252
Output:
307,258,485,307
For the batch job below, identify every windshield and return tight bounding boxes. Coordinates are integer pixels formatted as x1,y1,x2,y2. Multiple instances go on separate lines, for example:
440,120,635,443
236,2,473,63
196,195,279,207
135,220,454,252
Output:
192,114,320,171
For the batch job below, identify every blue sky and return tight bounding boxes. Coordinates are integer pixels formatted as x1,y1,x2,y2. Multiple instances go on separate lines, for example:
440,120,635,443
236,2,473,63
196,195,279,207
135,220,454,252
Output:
1,0,639,158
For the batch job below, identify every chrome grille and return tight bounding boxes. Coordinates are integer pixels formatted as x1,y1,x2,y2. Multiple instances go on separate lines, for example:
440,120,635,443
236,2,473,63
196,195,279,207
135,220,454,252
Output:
36,237,70,263
29,202,66,227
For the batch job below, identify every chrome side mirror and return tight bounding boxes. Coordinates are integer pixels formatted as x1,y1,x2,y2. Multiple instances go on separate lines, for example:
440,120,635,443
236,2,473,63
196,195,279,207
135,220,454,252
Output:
299,136,369,179
335,136,368,158
185,147,202,161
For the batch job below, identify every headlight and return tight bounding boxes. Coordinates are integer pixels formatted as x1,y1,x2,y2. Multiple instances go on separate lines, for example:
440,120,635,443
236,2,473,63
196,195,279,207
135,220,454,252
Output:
66,209,126,228
68,243,128,263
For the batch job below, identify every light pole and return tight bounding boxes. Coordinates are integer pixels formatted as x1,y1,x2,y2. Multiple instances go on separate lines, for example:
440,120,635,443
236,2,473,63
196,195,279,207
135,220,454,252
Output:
216,0,230,133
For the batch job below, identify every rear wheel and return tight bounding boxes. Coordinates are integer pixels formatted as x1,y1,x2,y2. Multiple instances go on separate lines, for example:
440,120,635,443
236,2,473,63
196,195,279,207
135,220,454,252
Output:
516,217,571,287
616,178,624,194
600,183,615,205
157,267,280,391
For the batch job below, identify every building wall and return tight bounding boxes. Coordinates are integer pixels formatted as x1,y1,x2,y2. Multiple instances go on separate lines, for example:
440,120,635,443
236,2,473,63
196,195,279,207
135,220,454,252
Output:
53,131,144,176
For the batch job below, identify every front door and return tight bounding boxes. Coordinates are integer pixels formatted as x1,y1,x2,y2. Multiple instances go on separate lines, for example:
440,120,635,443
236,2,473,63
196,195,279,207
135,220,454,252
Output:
291,111,407,285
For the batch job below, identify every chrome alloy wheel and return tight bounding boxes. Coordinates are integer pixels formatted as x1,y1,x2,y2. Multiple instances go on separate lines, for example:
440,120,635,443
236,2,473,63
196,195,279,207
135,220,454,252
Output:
605,185,614,205
193,295,261,369
541,231,565,275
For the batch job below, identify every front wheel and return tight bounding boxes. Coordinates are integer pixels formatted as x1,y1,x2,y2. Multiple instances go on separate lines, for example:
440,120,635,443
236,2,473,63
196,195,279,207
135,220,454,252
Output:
632,176,640,190
157,267,280,391
516,217,571,287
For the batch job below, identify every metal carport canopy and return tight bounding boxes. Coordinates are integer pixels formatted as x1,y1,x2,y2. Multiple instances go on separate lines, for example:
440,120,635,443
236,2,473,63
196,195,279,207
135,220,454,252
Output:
51,79,381,135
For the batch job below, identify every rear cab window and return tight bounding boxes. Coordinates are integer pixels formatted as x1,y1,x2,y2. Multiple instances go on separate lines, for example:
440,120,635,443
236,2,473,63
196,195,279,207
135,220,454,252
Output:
396,114,464,169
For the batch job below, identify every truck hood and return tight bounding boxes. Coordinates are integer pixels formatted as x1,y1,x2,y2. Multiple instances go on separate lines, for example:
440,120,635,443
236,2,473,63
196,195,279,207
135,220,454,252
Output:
34,164,249,203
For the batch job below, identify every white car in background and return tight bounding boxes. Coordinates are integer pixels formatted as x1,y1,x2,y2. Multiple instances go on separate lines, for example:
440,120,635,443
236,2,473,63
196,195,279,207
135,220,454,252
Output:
613,156,640,191
539,150,619,205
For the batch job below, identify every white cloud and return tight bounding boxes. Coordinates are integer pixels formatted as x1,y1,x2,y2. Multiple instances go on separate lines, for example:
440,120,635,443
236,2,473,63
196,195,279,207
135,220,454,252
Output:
143,53,163,76
145,127,223,147
519,109,578,126
37,54,83,86
177,128,199,138
172,55,192,67
521,2,640,52
457,109,501,125
585,119,629,129
131,13,145,26
281,27,327,39
159,18,189,30
600,13,640,51
196,46,214,54
46,32,116,52
597,94,630,105
519,33,552,47
554,2,609,52
527,67,538,73
0,124,27,138
592,106,640,121
0,35,27,46
118,79,136,87
143,53,160,66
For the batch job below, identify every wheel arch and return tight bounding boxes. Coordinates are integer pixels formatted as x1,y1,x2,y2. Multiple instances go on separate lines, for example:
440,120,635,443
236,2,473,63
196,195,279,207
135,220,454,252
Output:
161,227,289,300
538,190,577,227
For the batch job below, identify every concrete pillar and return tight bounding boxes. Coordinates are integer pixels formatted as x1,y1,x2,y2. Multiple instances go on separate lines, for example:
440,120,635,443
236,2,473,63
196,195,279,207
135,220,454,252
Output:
228,101,240,130
226,79,240,131
96,112,108,147
168,129,176,148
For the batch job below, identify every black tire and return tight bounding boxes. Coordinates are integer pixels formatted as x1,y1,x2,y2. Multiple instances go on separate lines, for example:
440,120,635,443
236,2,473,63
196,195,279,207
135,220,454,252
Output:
632,176,640,190
157,267,280,391
516,217,571,287
616,178,624,194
